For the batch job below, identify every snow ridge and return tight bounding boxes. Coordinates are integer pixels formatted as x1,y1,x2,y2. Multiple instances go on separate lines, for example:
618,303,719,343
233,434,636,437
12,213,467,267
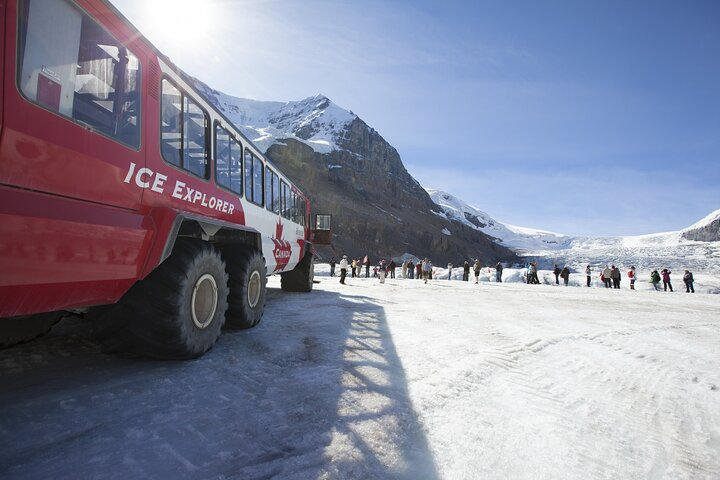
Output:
428,189,720,274
193,80,356,154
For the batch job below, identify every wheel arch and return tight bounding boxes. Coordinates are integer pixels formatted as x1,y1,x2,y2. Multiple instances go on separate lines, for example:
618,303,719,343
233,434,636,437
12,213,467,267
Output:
142,212,262,279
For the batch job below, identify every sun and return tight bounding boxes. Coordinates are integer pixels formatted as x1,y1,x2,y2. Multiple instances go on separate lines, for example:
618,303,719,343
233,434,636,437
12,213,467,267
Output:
143,0,216,51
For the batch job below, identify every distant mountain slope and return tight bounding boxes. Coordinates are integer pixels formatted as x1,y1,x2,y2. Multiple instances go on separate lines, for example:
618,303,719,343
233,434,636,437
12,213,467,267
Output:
682,208,720,242
193,80,518,265
428,190,720,273
427,189,573,251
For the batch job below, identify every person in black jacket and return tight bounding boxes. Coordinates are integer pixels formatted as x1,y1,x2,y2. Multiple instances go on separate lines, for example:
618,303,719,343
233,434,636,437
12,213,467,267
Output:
683,270,695,293
463,261,470,281
553,265,561,285
560,266,570,286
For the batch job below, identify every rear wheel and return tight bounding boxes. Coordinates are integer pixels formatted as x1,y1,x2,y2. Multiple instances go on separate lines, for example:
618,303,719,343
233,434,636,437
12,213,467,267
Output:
0,312,63,349
280,250,314,292
224,249,266,329
93,239,228,359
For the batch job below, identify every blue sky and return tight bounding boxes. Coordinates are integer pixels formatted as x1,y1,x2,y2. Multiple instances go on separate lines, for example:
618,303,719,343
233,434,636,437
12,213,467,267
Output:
113,0,719,236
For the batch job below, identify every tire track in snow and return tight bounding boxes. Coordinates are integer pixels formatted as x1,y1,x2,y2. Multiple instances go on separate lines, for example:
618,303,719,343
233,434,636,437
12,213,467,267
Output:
419,320,720,479
486,324,720,479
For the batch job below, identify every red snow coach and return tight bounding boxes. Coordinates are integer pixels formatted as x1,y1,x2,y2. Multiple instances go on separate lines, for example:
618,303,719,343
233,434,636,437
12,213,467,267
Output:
0,0,328,358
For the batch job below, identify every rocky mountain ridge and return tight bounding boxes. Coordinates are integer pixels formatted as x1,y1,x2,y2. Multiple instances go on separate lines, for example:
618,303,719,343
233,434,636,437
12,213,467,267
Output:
193,80,517,265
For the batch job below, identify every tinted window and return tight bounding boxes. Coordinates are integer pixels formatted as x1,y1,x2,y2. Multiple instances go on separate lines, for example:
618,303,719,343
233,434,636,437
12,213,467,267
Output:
253,156,264,205
161,79,208,178
280,181,291,219
272,174,280,214
244,149,264,206
215,124,242,194
18,0,141,148
265,168,273,212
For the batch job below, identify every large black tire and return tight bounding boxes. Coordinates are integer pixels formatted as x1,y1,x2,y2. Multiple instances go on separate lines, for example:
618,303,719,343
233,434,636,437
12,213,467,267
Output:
93,239,228,359
280,250,314,292
223,249,266,329
0,312,64,349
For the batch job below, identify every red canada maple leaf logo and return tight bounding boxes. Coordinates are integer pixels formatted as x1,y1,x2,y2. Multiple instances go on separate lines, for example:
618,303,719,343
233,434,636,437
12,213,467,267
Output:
272,220,292,272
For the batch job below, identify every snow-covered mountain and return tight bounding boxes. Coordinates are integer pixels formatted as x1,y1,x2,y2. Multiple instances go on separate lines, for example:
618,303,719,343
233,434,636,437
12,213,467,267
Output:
194,80,355,155
429,190,720,274
190,80,717,274
427,189,574,251
191,81,516,264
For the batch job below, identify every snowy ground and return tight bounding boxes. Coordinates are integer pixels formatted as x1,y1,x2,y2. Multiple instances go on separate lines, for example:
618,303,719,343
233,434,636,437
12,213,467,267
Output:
1,265,719,479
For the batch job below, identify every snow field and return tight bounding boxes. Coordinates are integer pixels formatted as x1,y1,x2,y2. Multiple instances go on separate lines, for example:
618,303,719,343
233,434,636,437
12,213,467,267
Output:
318,265,720,479
0,264,718,479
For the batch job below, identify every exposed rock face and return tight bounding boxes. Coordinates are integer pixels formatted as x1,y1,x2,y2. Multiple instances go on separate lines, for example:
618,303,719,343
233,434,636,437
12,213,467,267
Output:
193,79,518,264
265,118,517,265
682,217,720,242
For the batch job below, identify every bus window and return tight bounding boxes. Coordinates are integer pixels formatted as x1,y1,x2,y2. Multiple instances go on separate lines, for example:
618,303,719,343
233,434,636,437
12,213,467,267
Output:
290,191,297,223
298,196,307,227
244,149,253,202
215,124,242,194
265,168,274,212
18,0,141,149
244,149,264,206
253,156,264,206
280,180,290,219
161,81,181,167
184,97,207,178
272,173,280,214
161,79,208,178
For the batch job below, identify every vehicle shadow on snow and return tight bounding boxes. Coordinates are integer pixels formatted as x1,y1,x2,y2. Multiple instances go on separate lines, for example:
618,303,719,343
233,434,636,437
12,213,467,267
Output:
0,287,439,480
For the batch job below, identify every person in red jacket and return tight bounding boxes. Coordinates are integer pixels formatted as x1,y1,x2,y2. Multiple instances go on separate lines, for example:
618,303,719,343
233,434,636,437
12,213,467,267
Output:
661,269,673,292
628,266,637,290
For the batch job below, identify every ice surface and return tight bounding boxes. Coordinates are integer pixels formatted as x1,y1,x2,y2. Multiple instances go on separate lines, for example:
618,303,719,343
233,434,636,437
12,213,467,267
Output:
1,265,719,479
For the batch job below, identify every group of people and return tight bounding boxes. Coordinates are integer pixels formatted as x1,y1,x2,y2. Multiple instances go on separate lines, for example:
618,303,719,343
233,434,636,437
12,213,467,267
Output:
330,256,505,285
648,268,695,293
566,265,695,292
331,255,699,294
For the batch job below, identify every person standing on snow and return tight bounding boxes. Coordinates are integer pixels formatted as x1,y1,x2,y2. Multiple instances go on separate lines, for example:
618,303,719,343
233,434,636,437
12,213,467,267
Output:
388,260,396,279
474,259,482,284
407,260,414,279
378,259,386,284
422,258,432,284
585,265,592,287
661,269,673,292
683,270,695,293
339,255,349,285
553,265,561,285
611,265,621,289
329,257,336,277
416,261,422,280
531,262,540,284
463,261,470,281
628,266,637,290
447,262,453,280
602,265,613,288
560,266,570,286
495,262,503,282
650,270,661,290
